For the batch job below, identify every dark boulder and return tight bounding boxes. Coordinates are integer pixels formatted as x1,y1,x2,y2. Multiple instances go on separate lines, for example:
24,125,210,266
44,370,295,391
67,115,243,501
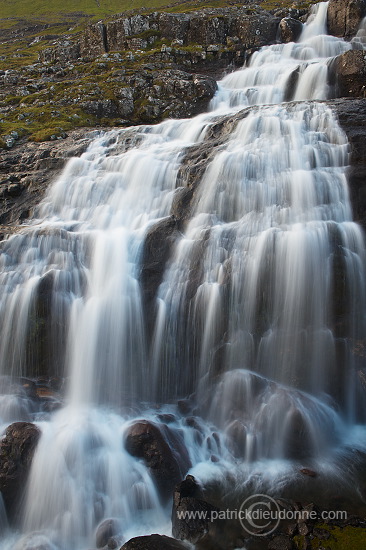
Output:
124,420,191,500
327,0,366,38
172,476,224,547
333,49,366,98
121,534,189,550
279,17,303,43
0,422,41,522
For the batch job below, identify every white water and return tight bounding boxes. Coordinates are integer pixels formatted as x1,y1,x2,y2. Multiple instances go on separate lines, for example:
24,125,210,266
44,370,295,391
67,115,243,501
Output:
0,3,366,549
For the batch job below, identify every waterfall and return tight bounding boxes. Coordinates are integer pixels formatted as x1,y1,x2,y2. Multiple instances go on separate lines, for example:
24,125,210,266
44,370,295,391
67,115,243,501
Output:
0,3,366,549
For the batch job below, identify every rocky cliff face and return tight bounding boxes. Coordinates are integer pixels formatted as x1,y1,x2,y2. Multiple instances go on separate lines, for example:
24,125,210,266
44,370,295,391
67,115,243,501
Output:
79,8,281,60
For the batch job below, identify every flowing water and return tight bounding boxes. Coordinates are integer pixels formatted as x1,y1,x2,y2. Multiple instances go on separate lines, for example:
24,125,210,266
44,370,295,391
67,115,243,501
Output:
1,3,366,549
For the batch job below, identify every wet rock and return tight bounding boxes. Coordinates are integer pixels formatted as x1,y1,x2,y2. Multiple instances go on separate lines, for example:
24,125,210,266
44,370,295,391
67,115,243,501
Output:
95,518,122,548
300,468,317,477
279,17,303,43
330,98,366,231
0,422,41,522
284,413,318,459
124,420,191,499
157,413,176,424
327,0,366,38
121,534,189,550
333,49,366,98
225,419,247,458
140,216,178,303
171,476,228,547
175,475,203,499
0,130,92,227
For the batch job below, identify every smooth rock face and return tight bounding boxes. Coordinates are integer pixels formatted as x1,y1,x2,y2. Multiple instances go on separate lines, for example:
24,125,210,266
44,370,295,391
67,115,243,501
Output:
124,421,191,499
0,422,41,521
327,0,366,38
121,534,189,550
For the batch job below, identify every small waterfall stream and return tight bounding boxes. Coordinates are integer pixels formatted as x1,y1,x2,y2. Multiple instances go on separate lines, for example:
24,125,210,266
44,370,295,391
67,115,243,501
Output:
1,3,366,549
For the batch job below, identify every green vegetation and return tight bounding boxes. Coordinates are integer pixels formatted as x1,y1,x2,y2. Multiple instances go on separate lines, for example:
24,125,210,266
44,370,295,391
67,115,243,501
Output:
294,524,366,550
0,0,244,28
0,0,321,143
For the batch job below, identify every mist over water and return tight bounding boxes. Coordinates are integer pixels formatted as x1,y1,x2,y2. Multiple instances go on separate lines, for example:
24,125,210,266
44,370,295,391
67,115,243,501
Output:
0,3,366,548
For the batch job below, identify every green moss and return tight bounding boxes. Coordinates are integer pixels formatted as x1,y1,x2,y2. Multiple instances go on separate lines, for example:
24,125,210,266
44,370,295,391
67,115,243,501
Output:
294,525,366,550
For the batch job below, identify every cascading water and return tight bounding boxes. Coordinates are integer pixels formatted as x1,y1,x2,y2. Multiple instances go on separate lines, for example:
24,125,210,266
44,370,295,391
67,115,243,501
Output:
1,2,366,549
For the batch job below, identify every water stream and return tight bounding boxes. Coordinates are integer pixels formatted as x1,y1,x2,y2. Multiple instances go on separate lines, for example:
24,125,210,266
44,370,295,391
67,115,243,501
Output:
0,3,366,549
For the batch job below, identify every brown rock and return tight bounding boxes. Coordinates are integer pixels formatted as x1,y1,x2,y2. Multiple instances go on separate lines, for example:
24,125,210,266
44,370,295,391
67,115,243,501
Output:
0,422,41,522
172,477,222,546
279,17,303,43
124,420,191,499
333,49,366,98
121,534,189,550
327,0,366,38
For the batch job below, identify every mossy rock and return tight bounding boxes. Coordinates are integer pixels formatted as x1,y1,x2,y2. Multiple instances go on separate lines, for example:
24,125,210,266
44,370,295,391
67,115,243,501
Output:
294,524,366,549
